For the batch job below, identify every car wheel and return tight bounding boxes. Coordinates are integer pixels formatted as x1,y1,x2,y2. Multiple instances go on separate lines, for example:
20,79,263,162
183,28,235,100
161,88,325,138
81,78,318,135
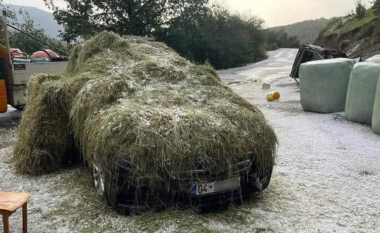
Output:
92,162,106,198
260,168,273,190
251,166,273,192
91,161,126,213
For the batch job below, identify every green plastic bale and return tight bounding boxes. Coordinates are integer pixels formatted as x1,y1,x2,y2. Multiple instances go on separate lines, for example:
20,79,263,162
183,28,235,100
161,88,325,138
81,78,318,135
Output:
299,58,356,113
345,62,380,125
372,74,380,134
14,31,278,196
366,55,380,64
13,74,74,175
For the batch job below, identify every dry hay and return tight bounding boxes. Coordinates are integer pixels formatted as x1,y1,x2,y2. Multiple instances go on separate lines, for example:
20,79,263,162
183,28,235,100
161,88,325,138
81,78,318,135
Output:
13,74,75,174
14,31,277,206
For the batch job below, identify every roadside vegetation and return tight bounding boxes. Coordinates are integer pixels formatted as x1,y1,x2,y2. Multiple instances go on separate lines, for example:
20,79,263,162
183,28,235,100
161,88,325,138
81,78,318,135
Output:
43,0,275,69
314,0,380,59
372,0,380,14
264,29,300,51
320,0,378,38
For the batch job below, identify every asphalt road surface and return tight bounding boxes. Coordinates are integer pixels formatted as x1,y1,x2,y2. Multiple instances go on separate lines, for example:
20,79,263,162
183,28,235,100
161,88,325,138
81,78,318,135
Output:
0,105,21,127
217,49,298,83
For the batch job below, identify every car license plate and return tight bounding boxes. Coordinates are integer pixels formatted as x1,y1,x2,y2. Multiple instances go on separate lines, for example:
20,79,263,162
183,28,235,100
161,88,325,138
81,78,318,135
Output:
191,178,240,196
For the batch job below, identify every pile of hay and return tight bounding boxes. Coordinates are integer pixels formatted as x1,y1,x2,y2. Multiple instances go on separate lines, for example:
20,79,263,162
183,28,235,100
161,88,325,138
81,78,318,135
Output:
14,31,277,194
13,74,74,174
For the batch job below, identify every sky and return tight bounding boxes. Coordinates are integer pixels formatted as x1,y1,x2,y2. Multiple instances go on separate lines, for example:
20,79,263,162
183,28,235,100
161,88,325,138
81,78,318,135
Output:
3,0,374,27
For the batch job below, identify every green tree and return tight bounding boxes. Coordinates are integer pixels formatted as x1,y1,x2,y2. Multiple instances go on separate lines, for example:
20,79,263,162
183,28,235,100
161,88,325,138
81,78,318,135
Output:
356,0,366,19
287,36,300,48
269,18,329,44
264,29,300,50
1,3,68,55
157,6,267,69
372,0,380,14
44,0,210,43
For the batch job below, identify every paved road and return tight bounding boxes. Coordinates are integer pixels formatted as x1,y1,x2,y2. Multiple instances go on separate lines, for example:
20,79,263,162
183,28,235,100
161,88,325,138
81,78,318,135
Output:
225,49,380,232
0,105,21,127
217,48,298,83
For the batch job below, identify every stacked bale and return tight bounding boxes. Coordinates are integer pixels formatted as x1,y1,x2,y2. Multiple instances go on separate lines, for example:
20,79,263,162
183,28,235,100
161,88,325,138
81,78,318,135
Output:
373,75,380,134
13,74,74,174
14,32,277,195
299,58,356,113
345,63,380,125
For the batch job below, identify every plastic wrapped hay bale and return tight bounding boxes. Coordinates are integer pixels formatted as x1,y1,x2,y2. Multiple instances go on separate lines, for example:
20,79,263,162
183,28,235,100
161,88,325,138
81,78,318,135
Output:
366,55,380,64
372,74,380,134
345,62,380,125
299,58,356,113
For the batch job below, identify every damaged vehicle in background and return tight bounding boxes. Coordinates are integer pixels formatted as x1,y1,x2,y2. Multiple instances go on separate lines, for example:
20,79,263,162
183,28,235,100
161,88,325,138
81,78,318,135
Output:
290,44,349,84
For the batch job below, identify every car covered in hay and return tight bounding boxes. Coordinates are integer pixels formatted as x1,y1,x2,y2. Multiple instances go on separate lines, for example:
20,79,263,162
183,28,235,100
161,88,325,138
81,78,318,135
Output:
14,31,277,214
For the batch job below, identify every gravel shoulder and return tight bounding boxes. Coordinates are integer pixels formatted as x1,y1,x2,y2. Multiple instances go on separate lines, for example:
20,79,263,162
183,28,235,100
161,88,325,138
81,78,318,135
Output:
1,52,380,232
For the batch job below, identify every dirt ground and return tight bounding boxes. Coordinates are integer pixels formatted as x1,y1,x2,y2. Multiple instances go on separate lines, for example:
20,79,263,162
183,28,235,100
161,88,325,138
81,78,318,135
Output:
1,50,380,232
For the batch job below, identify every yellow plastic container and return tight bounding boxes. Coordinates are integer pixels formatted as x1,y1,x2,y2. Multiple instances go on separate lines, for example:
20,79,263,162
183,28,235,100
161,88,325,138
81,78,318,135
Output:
0,79,7,113
266,92,280,101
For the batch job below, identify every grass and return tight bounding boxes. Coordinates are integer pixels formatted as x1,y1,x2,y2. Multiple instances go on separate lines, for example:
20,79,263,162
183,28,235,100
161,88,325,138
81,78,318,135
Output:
355,20,377,40
323,9,376,36
319,17,343,36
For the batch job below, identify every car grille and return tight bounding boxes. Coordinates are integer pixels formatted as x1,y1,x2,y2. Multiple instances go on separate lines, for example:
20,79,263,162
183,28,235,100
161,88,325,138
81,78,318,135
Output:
114,154,259,213
167,158,253,182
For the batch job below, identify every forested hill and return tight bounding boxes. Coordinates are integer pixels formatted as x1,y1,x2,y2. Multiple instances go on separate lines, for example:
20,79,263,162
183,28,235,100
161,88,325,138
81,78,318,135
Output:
269,18,329,44
4,4,62,38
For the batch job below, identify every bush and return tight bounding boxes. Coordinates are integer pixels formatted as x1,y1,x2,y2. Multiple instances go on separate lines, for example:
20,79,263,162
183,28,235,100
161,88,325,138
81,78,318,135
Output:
372,0,380,15
356,0,367,19
356,21,376,40
356,22,376,40
157,6,267,69
319,17,342,36
266,43,278,51
339,40,351,51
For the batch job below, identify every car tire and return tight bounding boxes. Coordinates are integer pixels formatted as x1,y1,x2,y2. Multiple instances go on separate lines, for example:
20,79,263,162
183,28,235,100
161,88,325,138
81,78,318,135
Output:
261,167,273,191
91,162,107,199
251,166,273,192
91,161,130,214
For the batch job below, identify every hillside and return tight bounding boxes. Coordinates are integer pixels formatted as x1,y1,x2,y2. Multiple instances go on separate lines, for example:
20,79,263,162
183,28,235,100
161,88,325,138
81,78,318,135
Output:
315,9,380,60
4,4,63,38
269,18,329,44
